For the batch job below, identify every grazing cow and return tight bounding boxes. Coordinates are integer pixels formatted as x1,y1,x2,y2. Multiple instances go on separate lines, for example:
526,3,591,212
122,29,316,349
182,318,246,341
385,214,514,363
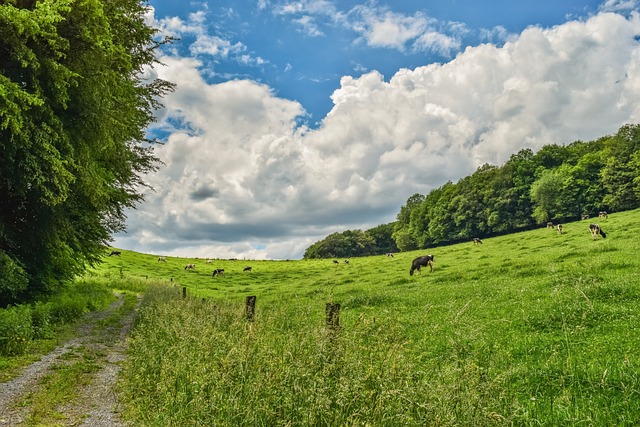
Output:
589,223,606,240
185,263,196,270
557,224,563,235
243,266,252,272
212,268,225,277
206,259,213,264
385,253,394,257
581,214,590,220
333,260,339,265
158,256,167,262
546,222,554,229
409,255,435,276
344,259,349,264
472,237,482,245
109,251,121,257
599,211,609,219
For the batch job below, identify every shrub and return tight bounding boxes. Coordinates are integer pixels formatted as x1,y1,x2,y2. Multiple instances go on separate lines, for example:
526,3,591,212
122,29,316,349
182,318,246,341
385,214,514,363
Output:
0,252,29,306
0,304,33,356
31,301,53,339
49,294,87,324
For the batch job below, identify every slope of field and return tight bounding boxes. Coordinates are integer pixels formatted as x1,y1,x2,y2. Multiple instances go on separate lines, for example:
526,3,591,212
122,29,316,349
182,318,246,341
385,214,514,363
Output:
94,209,640,426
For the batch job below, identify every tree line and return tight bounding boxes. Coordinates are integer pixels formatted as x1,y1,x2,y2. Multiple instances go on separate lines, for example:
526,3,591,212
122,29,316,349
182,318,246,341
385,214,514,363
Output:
304,124,640,259
0,0,173,306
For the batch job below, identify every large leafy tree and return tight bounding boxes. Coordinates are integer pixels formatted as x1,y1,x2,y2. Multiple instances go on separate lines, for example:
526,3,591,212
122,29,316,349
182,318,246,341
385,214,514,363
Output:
0,0,173,304
392,193,424,251
364,223,398,255
303,230,376,259
530,166,575,224
600,124,640,211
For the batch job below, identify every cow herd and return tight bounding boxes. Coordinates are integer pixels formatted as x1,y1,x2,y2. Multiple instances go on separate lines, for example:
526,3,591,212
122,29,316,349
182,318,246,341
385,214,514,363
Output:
107,212,612,281
408,212,611,277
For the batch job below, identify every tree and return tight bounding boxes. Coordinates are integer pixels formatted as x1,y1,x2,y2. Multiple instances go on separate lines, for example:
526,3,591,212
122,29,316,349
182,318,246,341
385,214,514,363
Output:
0,0,173,304
601,156,639,211
303,230,376,259
530,168,568,224
392,193,424,251
364,223,398,255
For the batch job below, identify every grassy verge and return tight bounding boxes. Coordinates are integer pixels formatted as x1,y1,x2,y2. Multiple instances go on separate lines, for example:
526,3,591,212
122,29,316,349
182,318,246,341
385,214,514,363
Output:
0,279,116,382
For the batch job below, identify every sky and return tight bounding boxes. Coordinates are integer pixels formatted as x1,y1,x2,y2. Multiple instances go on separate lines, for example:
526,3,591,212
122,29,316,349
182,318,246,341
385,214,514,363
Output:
113,0,640,260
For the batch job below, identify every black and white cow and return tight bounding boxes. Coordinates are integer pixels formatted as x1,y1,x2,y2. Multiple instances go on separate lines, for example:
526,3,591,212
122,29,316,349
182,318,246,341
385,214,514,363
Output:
589,223,606,240
410,255,435,276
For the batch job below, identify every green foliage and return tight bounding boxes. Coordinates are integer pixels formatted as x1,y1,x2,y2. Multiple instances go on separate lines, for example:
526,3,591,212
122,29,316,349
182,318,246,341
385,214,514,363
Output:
364,222,398,255
304,229,378,259
0,0,173,304
0,304,33,356
530,167,570,223
30,301,53,339
382,124,640,252
0,279,114,356
0,251,29,305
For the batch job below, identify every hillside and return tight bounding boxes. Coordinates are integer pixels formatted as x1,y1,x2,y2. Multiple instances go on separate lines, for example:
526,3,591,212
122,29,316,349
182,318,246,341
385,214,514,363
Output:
96,208,639,305
86,209,640,425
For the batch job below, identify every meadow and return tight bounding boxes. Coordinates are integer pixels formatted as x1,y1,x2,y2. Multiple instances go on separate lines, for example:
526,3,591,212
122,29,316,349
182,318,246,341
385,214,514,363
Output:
92,209,640,426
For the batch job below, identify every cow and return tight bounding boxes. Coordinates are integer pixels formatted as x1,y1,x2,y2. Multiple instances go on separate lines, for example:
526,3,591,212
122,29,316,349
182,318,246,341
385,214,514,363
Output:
344,259,349,264
185,264,196,270
243,266,252,272
472,237,482,245
206,259,213,264
158,256,167,262
385,253,394,257
109,251,121,256
599,211,609,219
556,224,563,235
589,223,606,240
333,260,339,265
581,214,590,220
546,222,554,229
212,268,225,277
410,255,435,276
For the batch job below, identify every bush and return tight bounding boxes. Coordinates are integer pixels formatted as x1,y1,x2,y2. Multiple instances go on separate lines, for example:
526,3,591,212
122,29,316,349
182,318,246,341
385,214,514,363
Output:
31,301,53,339
0,252,29,306
49,294,88,324
0,304,33,356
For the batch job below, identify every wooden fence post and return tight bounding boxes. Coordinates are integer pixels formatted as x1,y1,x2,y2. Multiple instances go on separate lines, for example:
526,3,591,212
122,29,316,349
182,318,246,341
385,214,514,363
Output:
325,302,341,331
245,296,257,322
182,286,187,299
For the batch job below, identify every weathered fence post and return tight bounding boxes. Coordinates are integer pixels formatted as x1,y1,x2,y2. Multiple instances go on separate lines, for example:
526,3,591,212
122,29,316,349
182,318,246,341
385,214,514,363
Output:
182,286,187,299
325,302,341,331
245,296,257,322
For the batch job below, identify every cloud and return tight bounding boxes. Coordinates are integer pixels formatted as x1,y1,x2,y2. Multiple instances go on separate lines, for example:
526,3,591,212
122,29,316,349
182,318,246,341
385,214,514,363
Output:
147,5,263,66
269,1,463,54
600,0,640,12
292,15,325,36
351,7,431,50
117,11,640,260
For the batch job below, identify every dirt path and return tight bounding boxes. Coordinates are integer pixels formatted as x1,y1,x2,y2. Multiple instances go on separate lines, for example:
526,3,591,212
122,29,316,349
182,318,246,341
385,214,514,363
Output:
0,293,139,426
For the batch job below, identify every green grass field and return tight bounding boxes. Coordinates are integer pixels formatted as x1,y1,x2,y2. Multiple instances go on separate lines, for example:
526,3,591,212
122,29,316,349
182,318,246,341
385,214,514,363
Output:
93,209,640,426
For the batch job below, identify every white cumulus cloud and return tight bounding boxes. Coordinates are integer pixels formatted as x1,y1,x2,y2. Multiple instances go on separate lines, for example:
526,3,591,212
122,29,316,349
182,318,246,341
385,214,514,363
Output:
116,11,640,260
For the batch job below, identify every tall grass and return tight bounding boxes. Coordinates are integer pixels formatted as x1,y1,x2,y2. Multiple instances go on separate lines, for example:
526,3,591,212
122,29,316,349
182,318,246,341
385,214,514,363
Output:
112,209,640,425
0,279,114,357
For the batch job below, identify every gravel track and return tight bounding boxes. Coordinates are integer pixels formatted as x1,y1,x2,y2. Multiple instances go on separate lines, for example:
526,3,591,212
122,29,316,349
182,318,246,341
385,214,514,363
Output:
0,293,139,426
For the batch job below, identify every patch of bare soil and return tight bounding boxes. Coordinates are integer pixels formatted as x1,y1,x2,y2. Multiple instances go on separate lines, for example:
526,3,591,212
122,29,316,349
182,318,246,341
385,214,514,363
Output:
0,293,139,426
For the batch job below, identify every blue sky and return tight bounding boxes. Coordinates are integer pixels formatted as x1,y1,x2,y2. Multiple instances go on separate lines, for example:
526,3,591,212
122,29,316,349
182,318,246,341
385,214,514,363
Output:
148,0,604,127
114,0,640,260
